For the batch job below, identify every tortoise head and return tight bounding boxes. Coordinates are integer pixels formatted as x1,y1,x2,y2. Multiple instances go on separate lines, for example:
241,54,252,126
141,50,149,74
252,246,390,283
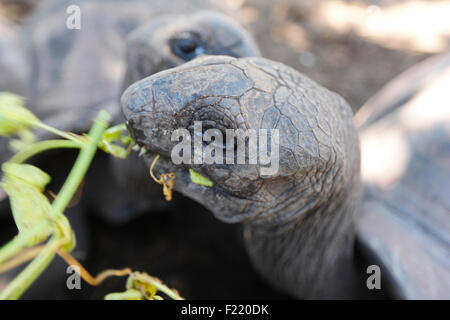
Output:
121,11,260,92
105,11,260,222
121,55,360,227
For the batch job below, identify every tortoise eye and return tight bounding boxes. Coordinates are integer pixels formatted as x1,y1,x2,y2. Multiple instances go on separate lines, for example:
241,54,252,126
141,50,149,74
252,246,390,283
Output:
170,31,205,61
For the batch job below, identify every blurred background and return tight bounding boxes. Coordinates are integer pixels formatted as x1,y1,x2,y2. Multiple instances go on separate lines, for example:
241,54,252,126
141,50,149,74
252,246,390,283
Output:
0,0,449,299
236,0,450,111
4,0,449,111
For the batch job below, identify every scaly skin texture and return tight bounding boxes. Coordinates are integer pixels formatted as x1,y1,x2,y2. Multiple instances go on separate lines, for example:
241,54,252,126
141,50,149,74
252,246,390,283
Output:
4,0,260,222
122,55,362,298
23,0,252,133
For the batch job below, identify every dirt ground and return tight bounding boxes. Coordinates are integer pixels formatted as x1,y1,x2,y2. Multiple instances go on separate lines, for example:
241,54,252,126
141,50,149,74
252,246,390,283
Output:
236,0,450,111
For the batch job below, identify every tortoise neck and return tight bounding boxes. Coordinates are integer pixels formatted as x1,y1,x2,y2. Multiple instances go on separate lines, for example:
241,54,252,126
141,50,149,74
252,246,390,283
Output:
243,182,364,299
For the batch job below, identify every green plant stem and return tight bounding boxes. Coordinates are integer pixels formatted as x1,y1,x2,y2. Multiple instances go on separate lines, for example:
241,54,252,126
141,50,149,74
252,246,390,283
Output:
0,236,59,300
0,221,48,264
34,122,85,143
0,111,110,300
8,140,82,164
47,111,110,219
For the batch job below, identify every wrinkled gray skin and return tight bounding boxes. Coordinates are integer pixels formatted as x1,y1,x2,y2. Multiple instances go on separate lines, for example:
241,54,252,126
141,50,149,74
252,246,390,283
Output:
1,0,260,222
109,12,260,218
23,0,235,132
0,0,260,299
121,12,259,93
122,55,361,299
122,54,450,299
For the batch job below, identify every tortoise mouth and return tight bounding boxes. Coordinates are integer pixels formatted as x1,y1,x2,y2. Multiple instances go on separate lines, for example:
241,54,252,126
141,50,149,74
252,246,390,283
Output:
141,149,262,225
126,116,216,195
141,150,219,199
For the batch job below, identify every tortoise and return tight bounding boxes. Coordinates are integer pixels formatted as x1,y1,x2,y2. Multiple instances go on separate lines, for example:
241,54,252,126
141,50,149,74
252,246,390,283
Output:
0,0,261,298
0,0,260,222
121,53,450,299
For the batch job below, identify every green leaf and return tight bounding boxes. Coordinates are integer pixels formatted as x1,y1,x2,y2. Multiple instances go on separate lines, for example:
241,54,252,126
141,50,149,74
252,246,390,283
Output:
1,163,53,245
189,169,214,187
0,92,39,137
98,123,132,159
2,163,51,190
98,141,129,159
